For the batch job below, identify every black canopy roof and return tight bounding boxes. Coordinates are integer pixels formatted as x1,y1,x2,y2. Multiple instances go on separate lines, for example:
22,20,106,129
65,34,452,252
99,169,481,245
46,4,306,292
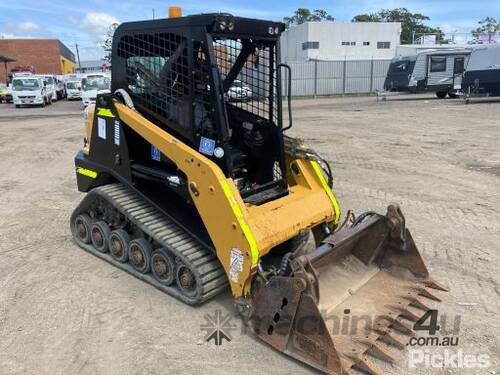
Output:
114,13,285,40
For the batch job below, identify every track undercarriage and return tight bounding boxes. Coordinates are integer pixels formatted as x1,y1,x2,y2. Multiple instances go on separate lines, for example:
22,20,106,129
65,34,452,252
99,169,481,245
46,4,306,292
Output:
71,183,228,304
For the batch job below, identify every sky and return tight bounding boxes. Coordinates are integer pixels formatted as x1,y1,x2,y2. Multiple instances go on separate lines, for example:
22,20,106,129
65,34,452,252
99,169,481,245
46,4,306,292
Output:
1,0,499,60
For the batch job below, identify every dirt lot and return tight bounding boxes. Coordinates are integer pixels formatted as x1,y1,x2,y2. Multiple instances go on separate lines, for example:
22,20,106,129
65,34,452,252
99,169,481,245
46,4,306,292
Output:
0,95,499,375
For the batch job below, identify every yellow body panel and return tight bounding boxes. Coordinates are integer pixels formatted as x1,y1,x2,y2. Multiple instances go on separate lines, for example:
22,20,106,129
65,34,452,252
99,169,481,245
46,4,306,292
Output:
112,102,340,298
83,104,95,155
246,161,335,255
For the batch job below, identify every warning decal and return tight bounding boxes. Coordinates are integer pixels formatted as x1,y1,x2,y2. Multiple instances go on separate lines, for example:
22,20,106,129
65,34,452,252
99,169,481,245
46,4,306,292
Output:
229,248,244,283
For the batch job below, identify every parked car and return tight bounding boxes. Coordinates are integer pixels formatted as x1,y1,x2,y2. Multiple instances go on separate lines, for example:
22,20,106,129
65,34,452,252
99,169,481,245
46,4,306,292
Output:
227,80,253,101
0,83,12,103
65,80,82,100
81,74,111,107
12,76,51,107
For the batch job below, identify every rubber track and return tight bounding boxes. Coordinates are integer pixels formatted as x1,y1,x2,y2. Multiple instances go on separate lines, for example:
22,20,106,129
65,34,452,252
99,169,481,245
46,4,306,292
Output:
70,183,228,305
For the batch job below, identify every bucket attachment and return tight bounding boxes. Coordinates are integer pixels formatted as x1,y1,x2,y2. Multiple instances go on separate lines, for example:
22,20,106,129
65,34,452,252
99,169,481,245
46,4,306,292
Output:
250,205,448,375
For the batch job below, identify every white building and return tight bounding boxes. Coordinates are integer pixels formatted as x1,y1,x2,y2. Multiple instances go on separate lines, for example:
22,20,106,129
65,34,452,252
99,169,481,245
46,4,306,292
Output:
76,60,110,74
281,22,402,62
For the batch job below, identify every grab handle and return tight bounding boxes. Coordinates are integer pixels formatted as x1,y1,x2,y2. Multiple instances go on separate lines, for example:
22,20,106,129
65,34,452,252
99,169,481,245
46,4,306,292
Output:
278,63,293,131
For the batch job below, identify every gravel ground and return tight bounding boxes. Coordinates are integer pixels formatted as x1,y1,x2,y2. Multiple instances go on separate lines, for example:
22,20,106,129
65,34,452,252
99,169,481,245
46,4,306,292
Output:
0,95,498,375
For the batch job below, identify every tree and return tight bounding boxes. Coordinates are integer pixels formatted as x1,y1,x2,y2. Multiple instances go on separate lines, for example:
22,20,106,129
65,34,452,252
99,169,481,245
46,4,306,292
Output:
101,22,119,63
352,14,381,22
352,8,444,44
471,17,499,42
284,8,334,28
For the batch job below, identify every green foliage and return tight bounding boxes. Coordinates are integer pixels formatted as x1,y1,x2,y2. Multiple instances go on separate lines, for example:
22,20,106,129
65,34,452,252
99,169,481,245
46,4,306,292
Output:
352,8,444,44
351,14,380,22
471,17,500,41
284,8,334,29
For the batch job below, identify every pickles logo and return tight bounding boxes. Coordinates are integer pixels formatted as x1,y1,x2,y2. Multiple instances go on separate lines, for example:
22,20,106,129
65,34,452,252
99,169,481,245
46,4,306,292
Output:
200,309,237,346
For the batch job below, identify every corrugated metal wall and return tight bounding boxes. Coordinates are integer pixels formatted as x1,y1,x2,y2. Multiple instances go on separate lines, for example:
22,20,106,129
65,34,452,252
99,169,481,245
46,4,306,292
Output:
284,59,391,96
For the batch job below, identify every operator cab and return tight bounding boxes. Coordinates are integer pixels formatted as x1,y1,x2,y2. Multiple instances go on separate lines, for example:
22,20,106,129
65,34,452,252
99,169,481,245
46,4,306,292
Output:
112,14,288,205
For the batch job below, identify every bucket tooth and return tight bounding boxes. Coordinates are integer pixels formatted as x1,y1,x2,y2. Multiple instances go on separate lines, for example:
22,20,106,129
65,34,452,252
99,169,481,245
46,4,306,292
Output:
409,297,432,311
383,316,416,336
415,287,442,302
342,357,355,374
422,279,449,292
365,341,397,363
349,355,384,375
398,306,423,322
376,329,407,349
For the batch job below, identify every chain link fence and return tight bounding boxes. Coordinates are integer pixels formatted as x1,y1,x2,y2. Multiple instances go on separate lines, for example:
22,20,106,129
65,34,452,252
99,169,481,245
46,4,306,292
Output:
282,59,391,97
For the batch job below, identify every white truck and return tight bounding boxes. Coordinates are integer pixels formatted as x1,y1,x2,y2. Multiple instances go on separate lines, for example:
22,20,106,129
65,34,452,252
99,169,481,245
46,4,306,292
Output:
65,80,82,100
81,74,111,107
12,76,51,107
38,75,58,102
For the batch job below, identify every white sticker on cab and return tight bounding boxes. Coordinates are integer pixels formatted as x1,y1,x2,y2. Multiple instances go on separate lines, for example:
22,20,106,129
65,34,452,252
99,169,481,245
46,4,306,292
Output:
98,117,106,140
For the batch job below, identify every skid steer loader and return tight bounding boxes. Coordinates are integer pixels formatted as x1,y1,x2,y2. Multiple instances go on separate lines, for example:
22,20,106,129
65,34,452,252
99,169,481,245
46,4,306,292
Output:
70,12,447,374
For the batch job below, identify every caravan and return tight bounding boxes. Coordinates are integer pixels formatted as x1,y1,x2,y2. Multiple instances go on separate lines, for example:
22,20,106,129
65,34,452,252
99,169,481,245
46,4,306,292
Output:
384,49,472,98
462,44,500,100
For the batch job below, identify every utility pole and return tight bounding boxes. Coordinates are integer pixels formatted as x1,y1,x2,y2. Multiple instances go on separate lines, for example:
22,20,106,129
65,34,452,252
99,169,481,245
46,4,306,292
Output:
152,8,155,19
75,43,81,72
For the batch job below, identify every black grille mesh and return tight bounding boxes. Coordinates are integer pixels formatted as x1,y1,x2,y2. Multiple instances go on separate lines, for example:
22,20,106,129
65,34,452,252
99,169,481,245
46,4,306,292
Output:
117,33,193,136
116,32,284,185
213,38,278,123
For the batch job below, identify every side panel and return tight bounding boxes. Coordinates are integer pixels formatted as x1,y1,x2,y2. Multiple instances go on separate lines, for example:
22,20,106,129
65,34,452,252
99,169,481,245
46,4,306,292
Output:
427,54,469,89
409,53,471,92
463,68,500,95
427,55,452,86
383,60,416,92
75,98,132,192
86,100,133,183
75,151,115,192
411,54,428,84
